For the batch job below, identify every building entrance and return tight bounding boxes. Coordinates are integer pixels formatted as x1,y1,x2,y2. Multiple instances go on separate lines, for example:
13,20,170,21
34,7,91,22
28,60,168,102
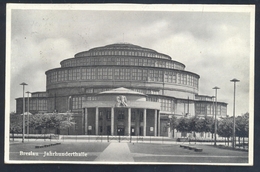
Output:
107,126,111,135
117,126,124,135
131,127,135,136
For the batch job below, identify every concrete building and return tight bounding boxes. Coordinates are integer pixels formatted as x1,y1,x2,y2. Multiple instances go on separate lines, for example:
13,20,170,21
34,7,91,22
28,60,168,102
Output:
15,43,227,136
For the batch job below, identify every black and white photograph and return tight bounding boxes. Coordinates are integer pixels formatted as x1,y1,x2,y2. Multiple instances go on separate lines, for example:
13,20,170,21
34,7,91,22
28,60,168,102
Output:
5,4,255,165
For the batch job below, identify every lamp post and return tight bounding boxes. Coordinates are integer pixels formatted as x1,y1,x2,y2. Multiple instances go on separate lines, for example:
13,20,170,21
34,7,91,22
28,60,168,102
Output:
213,86,220,146
26,91,30,138
20,82,28,143
231,78,239,149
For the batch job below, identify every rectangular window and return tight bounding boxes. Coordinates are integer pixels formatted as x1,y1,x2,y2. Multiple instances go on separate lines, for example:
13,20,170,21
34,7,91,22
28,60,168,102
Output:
125,58,129,65
134,58,138,66
148,70,154,81
76,69,81,80
137,69,142,80
98,69,102,79
154,70,159,81
118,110,124,120
132,69,137,80
108,69,112,79
115,68,119,80
130,58,134,65
120,58,124,65
116,58,120,65
138,59,143,66
106,111,111,120
183,74,187,85
81,68,86,80
72,69,77,80
68,70,73,80
119,68,124,80
131,112,135,121
140,112,143,122
91,68,96,80
143,69,148,81
99,111,103,120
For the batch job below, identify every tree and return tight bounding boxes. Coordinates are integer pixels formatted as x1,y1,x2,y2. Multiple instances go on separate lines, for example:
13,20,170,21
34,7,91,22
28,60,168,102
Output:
59,113,76,135
176,117,191,134
236,112,249,147
169,115,178,130
10,112,22,133
29,113,76,135
217,117,233,146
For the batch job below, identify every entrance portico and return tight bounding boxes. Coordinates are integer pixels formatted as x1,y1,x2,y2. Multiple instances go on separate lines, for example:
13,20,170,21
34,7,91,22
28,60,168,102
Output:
82,87,160,136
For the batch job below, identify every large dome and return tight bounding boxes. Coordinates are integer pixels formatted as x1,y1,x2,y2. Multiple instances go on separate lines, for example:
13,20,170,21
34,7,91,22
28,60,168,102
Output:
74,43,172,60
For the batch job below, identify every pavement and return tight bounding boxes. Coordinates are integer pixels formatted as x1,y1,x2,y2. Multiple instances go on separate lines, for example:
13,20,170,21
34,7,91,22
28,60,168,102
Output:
95,143,134,162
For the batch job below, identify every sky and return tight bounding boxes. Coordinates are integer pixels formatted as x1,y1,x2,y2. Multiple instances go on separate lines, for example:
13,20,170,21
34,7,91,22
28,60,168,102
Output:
7,4,254,117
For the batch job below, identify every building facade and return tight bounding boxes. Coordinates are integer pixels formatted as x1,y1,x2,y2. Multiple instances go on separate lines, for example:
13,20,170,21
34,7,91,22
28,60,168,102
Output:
16,43,227,136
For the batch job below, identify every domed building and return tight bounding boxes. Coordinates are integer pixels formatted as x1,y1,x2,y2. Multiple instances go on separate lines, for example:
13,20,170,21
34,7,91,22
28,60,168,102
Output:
16,43,227,137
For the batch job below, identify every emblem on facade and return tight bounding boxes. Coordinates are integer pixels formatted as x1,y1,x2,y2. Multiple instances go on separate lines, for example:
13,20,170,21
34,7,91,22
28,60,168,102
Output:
115,95,128,107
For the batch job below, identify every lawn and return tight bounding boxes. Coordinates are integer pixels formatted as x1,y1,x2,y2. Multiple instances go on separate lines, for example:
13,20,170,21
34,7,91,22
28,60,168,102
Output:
128,143,249,163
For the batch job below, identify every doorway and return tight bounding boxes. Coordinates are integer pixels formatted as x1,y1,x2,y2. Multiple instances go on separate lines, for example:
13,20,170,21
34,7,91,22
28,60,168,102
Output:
107,126,111,135
131,127,135,136
117,125,125,135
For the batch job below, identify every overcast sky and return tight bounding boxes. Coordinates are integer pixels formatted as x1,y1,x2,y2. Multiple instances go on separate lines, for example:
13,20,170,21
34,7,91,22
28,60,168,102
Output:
7,4,254,117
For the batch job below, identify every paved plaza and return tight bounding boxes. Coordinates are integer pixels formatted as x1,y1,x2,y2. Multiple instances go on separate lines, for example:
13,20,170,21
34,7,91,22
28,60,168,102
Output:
8,140,248,164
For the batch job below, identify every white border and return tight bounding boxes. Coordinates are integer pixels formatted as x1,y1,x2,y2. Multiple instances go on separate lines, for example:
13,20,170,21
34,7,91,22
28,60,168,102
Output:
5,3,255,165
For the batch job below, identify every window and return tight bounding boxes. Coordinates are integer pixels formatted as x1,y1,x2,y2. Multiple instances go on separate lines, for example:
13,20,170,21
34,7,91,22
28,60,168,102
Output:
68,70,73,80
143,59,148,66
38,99,47,111
138,58,143,66
154,70,159,81
98,69,102,79
72,97,82,110
131,112,135,121
139,112,143,122
125,69,131,80
161,99,172,111
130,58,134,65
143,69,148,81
137,69,142,80
30,99,37,110
134,58,138,65
132,69,137,80
81,68,86,80
148,70,154,81
118,110,124,120
125,58,129,65
114,68,119,80
99,111,103,120
106,111,111,120
76,69,81,80
99,126,103,133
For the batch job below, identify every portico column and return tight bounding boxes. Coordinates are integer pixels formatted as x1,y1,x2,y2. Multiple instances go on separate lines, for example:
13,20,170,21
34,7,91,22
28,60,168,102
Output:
95,107,99,135
154,110,157,136
143,109,147,136
111,107,114,135
84,108,88,135
158,113,161,136
128,108,131,136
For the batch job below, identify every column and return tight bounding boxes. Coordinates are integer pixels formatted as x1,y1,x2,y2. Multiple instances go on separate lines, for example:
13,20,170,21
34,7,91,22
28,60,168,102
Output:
143,109,147,136
128,108,131,136
111,107,114,135
84,108,88,135
158,113,161,136
95,107,99,135
154,110,157,136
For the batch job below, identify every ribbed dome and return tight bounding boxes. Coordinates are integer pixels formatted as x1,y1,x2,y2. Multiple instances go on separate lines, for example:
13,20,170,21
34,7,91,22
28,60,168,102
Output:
74,43,172,60
89,43,157,53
